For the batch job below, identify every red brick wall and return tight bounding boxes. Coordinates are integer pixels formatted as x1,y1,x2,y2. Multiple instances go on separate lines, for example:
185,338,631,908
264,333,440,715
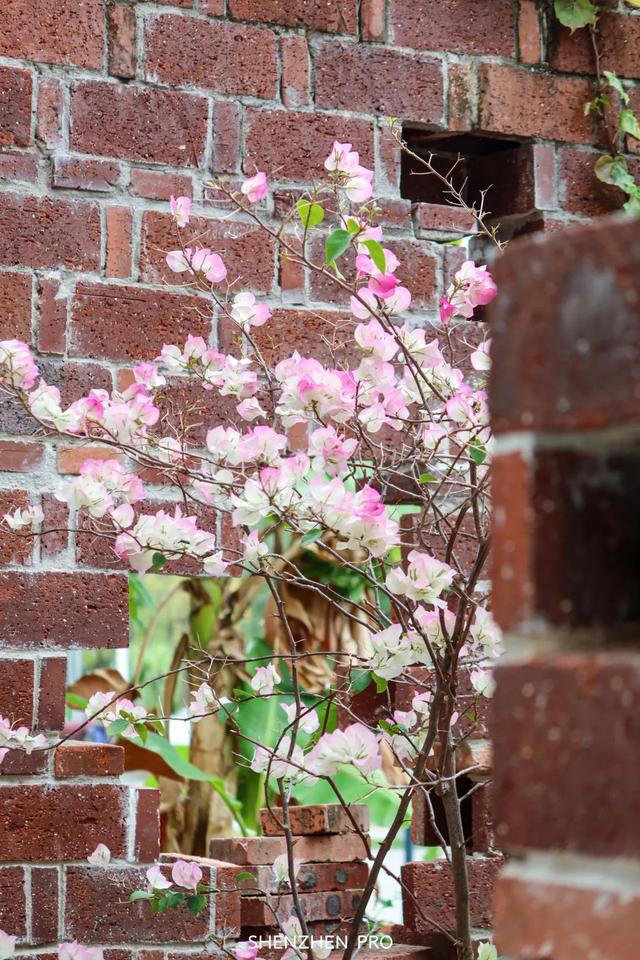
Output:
0,1,638,956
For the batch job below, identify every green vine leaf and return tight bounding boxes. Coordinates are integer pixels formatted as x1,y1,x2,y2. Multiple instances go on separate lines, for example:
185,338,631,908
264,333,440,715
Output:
325,228,352,266
603,71,629,106
620,109,640,141
594,155,634,192
554,0,598,30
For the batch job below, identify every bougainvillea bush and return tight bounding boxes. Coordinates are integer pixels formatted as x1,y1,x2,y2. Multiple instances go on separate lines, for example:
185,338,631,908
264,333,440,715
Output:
0,137,500,960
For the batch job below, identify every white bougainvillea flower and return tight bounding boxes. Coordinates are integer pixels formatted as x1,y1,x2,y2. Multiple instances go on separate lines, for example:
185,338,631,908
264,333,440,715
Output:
87,844,111,868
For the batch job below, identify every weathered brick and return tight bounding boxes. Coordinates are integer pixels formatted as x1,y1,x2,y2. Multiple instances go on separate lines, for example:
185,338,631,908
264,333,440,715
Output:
0,194,100,271
0,151,38,184
0,867,27,938
108,3,137,79
0,441,44,473
0,785,128,861
70,82,208,167
36,78,64,148
37,277,67,354
249,308,351,366
401,856,503,933
105,207,133,279
135,788,161,862
130,169,193,201
201,0,224,12
518,0,542,64
260,804,369,836
209,832,369,864
245,108,374,182
479,65,594,144
211,101,241,173
40,494,69,561
70,282,211,363
0,489,32,565
392,0,514,56
0,749,47,776
145,15,277,100
558,147,634,216
53,157,121,193
0,66,32,148
228,0,357,33
215,859,369,894
551,11,640,80
447,61,478,132
0,572,129,649
493,656,640,857
0,0,103,68
361,0,386,41
315,42,443,124
37,656,67,730
0,271,32,342
281,35,310,108
0,658,35,727
65,866,214,942
31,867,60,944
140,211,275,293
57,445,120,475
242,889,363,926
54,742,125,778
495,872,640,960
489,215,640,433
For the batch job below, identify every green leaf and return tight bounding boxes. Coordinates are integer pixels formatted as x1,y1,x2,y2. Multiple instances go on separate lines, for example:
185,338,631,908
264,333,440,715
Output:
620,108,640,140
129,890,153,902
186,894,208,916
346,217,360,234
373,674,388,694
554,0,598,30
235,871,256,882
594,155,636,193
325,229,352,265
296,198,325,229
469,443,486,466
134,722,148,744
418,473,438,484
603,70,630,105
107,718,129,737
66,692,88,710
152,552,167,570
623,191,640,215
362,239,386,273
301,528,323,546
350,668,372,695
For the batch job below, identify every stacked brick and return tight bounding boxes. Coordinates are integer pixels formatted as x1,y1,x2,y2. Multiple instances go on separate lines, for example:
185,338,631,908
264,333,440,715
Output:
209,804,370,943
488,214,640,959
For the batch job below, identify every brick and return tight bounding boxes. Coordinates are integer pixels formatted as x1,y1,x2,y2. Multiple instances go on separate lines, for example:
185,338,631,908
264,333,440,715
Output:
260,804,369,836
37,277,67,354
57,445,120,475
493,656,640,857
36,78,64,148
0,572,129,649
0,151,39,184
228,0,357,33
145,15,277,100
0,66,32,147
108,3,137,79
70,282,211,363
105,207,133,279
0,749,47,776
55,742,125,778
242,889,363,926
495,872,640,960
31,867,59,944
0,441,44,473
479,65,594,144
361,0,385,41
37,656,67,730
65,866,216,942
551,12,640,80
518,0,541,64
489,215,640,433
0,867,27,938
281,35,310,108
249,308,351,366
0,271,32,342
401,856,503,933
211,102,241,173
201,0,224,11
392,0,514,55
40,494,69,561
447,61,477,132
0,0,103,68
140,211,275,293
0,489,32,565
0,658,34,728
413,203,477,235
135,788,161,862
209,833,369,864
315,42,443,124
0,194,100,271
216,860,369,894
245,108,374,182
53,157,121,193
532,143,556,211
558,147,635,216
0,785,128,861
70,82,208,167
130,169,193,201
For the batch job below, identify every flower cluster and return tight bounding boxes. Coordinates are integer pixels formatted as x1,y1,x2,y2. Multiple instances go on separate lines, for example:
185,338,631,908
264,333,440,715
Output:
0,716,46,765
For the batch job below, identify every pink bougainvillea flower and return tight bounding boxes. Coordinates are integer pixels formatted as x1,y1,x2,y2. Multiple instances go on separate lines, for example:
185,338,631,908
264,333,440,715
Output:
234,942,259,960
241,171,268,203
0,339,39,391
169,195,191,228
307,722,381,776
146,865,172,892
87,843,111,868
250,663,280,696
171,859,203,891
165,249,191,273
0,930,16,960
230,292,272,329
439,296,456,324
59,943,104,960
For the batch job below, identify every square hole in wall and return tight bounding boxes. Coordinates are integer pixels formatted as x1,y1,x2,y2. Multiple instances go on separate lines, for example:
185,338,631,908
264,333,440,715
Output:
400,127,534,221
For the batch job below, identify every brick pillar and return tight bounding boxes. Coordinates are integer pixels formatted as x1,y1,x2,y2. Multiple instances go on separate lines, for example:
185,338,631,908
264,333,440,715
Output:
488,214,640,960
